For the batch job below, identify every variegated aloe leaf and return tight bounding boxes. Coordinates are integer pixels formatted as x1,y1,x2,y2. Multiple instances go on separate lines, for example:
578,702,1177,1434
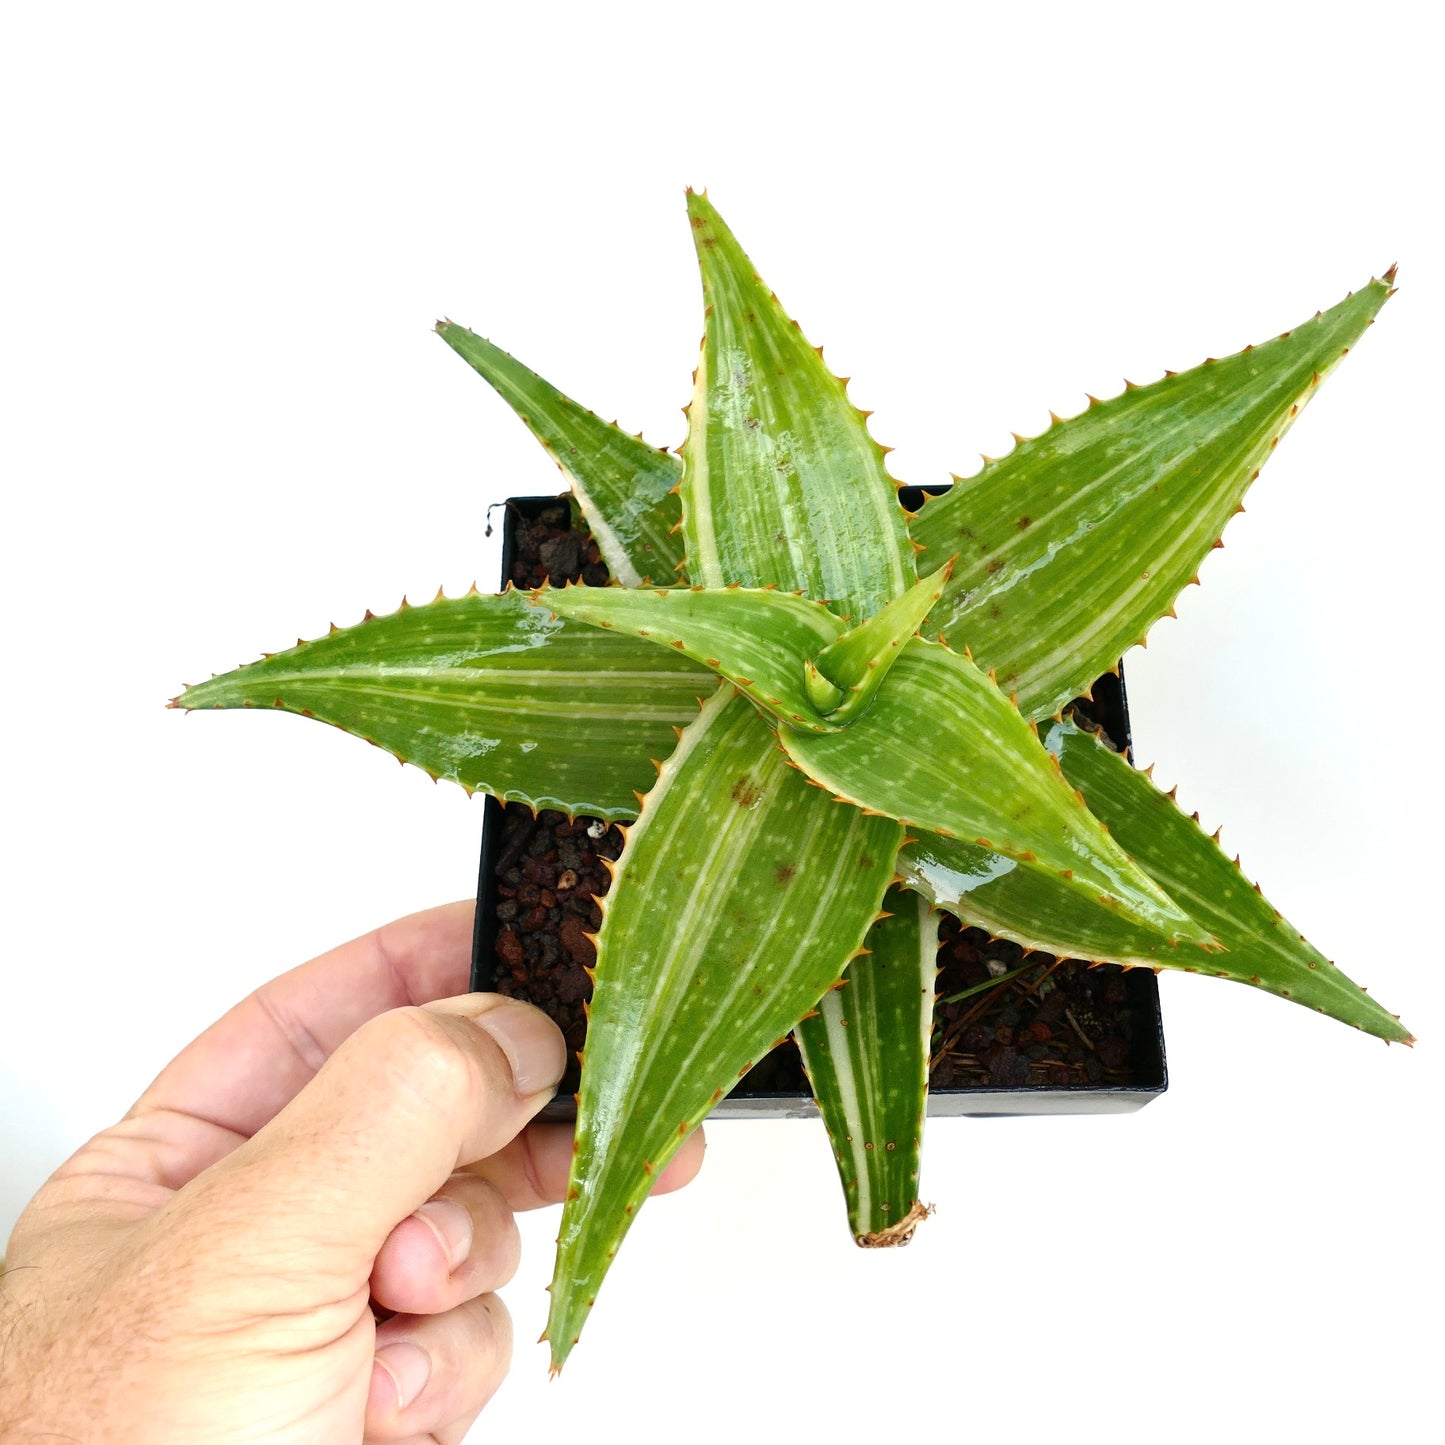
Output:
795,887,936,1246
910,274,1394,719
174,589,713,819
547,689,902,1370
680,190,914,619
898,719,1411,1043
781,639,1210,947
436,323,685,585
536,581,846,731
897,830,1166,963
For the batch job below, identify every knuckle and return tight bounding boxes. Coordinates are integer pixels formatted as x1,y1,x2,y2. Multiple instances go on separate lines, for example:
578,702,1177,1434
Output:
454,1172,509,1220
436,1177,520,1292
358,1006,475,1108
514,1126,552,1208
471,1186,522,1282
472,1292,513,1373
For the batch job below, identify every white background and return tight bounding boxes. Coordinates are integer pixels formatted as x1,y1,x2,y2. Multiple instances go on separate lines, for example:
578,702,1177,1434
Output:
3,4,1440,1441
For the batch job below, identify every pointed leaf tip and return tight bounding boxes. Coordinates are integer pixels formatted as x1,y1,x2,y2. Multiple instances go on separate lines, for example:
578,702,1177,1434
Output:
912,273,1396,719
680,193,915,617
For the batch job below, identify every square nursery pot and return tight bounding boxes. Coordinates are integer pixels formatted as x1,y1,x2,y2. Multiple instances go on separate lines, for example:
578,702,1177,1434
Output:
471,492,1168,1122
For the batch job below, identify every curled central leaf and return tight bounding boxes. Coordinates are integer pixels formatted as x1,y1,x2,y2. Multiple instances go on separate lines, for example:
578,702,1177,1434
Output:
806,560,954,721
536,582,846,731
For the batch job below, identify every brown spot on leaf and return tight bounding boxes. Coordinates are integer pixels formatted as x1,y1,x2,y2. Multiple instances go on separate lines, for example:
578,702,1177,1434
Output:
731,776,761,807
775,862,797,885
1017,516,1031,530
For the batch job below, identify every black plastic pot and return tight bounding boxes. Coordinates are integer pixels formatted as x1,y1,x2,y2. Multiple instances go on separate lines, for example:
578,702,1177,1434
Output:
471,493,1167,1120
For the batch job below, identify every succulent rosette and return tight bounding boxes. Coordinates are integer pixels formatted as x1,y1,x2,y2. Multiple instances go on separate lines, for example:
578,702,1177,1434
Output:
179,192,1408,1372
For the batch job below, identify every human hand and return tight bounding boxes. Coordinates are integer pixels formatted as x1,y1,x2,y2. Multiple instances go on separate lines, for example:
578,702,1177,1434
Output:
0,901,705,1443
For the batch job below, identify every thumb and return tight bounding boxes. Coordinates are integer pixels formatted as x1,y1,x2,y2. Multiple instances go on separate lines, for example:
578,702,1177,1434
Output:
169,994,567,1270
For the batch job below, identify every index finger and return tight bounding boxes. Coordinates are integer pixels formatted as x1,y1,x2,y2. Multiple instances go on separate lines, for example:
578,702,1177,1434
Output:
131,900,477,1143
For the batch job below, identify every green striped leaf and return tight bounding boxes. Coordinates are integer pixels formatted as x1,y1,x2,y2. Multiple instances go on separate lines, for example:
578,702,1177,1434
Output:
897,720,1411,1043
899,833,1203,968
174,589,713,820
546,689,902,1370
910,275,1394,719
796,886,936,1246
781,640,1210,947
436,323,685,585
537,581,846,731
680,191,915,621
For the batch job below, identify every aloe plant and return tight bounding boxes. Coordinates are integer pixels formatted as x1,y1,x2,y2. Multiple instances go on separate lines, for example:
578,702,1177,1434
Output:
177,191,1410,1373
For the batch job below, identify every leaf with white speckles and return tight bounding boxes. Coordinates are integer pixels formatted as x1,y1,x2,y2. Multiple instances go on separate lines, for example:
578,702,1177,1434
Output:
437,323,684,586
680,191,915,622
796,887,936,1246
911,277,1394,719
546,690,901,1367
175,589,712,819
898,719,1411,1042
781,639,1209,947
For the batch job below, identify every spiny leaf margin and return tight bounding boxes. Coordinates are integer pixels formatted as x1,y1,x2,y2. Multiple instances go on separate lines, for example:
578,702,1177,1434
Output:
796,886,936,1246
546,689,902,1370
437,322,685,585
897,718,1411,1043
680,189,915,622
781,638,1211,946
910,273,1395,719
174,588,714,819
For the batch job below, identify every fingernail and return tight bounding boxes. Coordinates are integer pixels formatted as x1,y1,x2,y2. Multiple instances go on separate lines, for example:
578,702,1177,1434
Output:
415,1195,472,1272
375,1341,431,1411
473,998,567,1096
